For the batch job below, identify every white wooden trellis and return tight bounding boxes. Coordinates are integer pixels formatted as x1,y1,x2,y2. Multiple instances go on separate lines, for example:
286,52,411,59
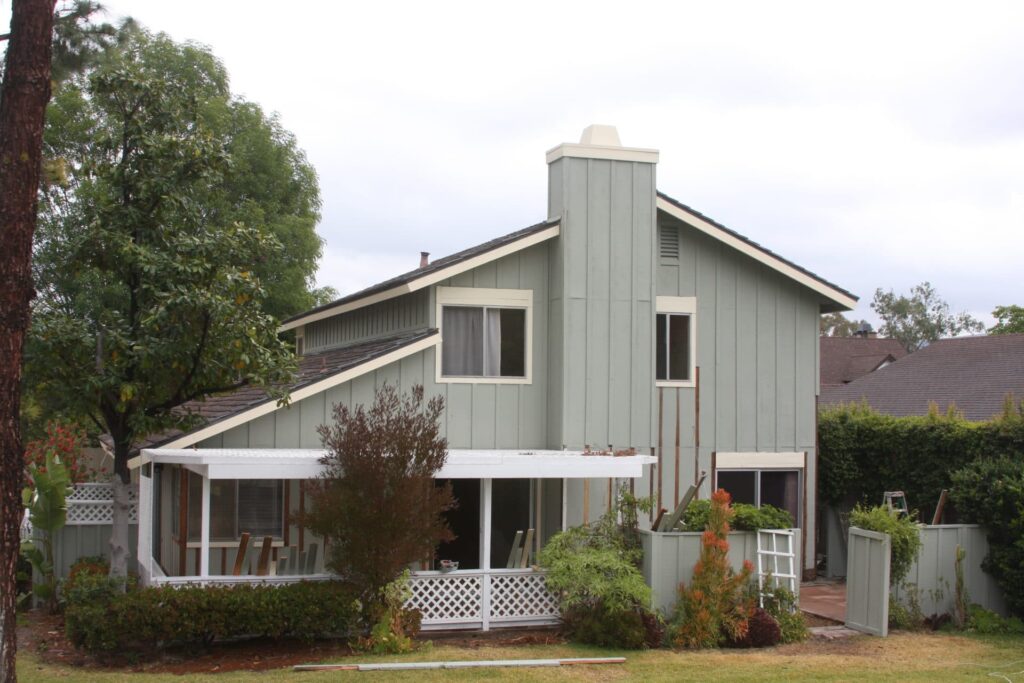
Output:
756,529,798,608
407,569,559,630
65,483,138,525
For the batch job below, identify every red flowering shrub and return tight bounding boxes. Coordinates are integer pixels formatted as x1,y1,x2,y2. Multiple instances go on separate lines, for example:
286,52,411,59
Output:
24,421,93,483
669,489,755,648
730,607,781,648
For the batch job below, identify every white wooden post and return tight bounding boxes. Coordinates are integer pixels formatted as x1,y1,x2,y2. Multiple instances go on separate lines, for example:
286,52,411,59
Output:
481,478,492,631
561,478,567,531
200,474,211,578
137,467,153,585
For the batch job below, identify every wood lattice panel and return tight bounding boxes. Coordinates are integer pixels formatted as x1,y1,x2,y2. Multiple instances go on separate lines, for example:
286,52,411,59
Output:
64,483,139,525
407,574,483,623
489,572,559,621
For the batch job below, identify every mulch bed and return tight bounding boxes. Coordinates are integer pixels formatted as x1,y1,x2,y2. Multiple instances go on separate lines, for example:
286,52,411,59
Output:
17,609,565,675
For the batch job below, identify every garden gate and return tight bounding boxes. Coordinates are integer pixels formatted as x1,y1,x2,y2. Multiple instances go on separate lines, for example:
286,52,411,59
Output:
845,526,890,636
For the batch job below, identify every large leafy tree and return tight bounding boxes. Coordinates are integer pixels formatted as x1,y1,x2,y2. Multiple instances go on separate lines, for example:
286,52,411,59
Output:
820,312,870,337
26,28,299,578
990,305,1024,335
871,282,984,352
0,0,57,678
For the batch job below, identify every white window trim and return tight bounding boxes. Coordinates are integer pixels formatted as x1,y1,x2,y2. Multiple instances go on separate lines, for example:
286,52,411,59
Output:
655,295,697,388
435,286,533,385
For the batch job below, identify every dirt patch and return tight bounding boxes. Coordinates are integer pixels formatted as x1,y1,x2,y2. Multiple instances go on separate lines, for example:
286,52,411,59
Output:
17,609,564,675
802,612,843,628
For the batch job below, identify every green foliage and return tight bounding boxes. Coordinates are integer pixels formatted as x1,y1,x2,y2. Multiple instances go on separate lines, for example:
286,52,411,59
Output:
820,312,869,337
950,457,1024,617
681,500,793,532
669,489,755,649
889,593,925,631
306,384,453,616
21,452,73,611
817,401,1024,514
990,305,1024,335
539,496,658,649
871,281,984,352
64,578,360,653
966,605,1024,634
356,571,421,655
760,585,808,643
848,504,923,586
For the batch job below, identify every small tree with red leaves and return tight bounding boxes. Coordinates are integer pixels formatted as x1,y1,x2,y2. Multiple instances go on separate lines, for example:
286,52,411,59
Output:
24,421,92,484
305,384,455,617
670,488,755,648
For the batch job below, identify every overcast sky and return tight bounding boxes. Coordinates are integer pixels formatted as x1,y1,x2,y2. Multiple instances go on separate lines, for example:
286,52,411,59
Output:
8,1,1024,326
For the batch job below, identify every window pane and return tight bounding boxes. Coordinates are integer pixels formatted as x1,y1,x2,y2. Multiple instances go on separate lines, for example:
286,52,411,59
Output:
656,314,667,380
717,471,756,506
187,474,237,541
499,308,526,377
760,471,800,527
668,314,690,380
442,306,484,376
238,480,283,538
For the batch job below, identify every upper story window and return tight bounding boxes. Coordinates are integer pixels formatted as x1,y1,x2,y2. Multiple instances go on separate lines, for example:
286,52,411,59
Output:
436,287,532,384
655,296,696,387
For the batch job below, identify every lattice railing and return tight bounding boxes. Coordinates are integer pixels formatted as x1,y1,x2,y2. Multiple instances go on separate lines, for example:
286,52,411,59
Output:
407,572,483,624
489,570,560,622
64,483,138,526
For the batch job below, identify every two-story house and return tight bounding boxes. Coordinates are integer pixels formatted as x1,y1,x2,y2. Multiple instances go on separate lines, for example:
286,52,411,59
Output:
129,125,856,630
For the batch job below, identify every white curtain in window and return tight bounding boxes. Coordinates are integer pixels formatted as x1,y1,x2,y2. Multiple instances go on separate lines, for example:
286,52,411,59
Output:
442,306,484,375
484,308,501,376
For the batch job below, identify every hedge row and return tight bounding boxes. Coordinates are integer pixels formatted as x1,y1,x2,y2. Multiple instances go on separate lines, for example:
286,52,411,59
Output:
64,575,360,653
818,400,1024,514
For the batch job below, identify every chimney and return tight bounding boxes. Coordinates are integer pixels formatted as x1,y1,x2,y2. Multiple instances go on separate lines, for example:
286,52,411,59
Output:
419,251,430,268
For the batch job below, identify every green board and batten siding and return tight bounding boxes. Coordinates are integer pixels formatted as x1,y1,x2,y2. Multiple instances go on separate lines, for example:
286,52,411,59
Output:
303,290,430,354
200,243,552,451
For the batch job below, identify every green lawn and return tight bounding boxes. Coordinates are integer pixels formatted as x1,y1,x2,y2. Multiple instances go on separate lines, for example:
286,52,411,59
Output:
16,633,1024,682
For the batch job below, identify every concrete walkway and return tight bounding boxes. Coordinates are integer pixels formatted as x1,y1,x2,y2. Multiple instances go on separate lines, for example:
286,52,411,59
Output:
800,580,846,623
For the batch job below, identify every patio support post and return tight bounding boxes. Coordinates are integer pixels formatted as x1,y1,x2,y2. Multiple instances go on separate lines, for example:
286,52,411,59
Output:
481,478,492,631
137,466,153,584
200,474,211,578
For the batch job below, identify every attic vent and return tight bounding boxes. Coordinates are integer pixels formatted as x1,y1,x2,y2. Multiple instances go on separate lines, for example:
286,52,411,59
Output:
659,225,679,260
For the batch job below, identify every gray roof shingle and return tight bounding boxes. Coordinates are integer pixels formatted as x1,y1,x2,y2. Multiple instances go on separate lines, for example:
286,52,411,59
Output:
820,334,1024,421
820,336,908,388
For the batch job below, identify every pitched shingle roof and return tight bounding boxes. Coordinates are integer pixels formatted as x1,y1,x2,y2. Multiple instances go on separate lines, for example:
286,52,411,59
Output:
820,336,908,389
140,328,438,449
820,334,1024,421
281,218,560,328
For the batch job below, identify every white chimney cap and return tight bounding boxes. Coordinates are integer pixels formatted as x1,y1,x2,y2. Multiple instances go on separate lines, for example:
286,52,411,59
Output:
546,124,659,164
579,124,622,147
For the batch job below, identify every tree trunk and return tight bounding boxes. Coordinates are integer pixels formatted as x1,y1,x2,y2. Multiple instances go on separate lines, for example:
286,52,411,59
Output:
0,2,57,680
109,475,132,581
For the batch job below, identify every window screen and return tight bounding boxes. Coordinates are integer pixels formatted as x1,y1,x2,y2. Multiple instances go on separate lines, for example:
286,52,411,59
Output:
186,474,284,541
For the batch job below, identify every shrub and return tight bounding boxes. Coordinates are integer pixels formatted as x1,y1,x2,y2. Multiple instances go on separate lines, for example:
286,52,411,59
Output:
966,605,1024,635
682,500,793,532
306,384,454,617
950,456,1024,617
760,584,808,643
64,579,359,653
24,420,94,483
669,489,755,649
356,570,421,655
728,608,781,648
540,495,659,649
848,504,922,586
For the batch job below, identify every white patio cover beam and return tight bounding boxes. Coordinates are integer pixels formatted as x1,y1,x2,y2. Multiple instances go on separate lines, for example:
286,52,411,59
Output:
133,448,656,480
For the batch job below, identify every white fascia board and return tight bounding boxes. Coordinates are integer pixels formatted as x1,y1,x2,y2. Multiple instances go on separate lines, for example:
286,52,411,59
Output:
155,333,439,450
279,224,560,332
716,452,805,469
656,197,857,311
546,143,659,164
134,448,657,480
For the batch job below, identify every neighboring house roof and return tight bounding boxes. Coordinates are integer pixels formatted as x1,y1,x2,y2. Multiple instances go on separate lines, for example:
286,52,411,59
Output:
820,334,1024,421
279,218,561,331
656,192,858,311
820,337,908,389
144,329,439,450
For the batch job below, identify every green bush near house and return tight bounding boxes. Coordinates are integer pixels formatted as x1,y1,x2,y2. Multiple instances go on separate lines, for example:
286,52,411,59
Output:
950,456,1024,617
64,577,360,654
681,500,793,532
848,504,922,587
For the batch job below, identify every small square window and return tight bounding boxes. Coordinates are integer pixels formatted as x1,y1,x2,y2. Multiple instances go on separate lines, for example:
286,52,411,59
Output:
441,305,526,378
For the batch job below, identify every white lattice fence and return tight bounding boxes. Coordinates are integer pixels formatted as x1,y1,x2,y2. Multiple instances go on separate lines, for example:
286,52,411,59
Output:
490,571,559,622
65,483,138,525
407,573,483,625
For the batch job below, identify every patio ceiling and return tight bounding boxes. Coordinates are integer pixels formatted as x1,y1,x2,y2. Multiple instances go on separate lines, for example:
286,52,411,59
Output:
132,448,657,480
